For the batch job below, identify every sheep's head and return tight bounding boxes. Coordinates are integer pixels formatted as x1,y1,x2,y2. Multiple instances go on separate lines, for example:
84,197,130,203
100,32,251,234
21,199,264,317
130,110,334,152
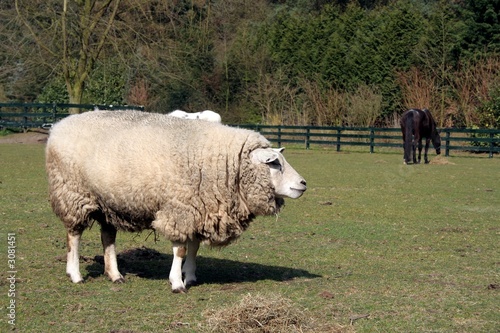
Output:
250,147,307,199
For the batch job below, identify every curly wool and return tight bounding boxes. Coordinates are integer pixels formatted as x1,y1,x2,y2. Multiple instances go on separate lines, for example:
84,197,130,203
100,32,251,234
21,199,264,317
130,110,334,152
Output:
46,111,280,246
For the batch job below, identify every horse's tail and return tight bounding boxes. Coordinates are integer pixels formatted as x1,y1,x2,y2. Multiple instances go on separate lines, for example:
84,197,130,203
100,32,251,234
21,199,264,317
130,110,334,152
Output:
403,111,414,163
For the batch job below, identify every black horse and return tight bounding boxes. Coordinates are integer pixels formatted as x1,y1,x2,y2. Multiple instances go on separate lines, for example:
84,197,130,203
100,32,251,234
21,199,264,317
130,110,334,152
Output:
400,108,441,164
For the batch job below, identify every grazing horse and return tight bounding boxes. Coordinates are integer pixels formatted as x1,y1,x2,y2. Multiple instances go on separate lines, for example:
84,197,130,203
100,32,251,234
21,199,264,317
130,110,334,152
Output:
400,108,441,164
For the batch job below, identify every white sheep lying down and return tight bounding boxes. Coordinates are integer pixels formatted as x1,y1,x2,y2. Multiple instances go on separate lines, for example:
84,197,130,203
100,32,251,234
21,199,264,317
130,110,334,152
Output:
46,110,306,293
168,109,222,123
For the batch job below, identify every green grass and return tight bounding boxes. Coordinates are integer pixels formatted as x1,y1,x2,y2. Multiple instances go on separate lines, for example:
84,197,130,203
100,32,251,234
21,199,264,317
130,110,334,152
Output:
0,129,17,137
0,144,498,332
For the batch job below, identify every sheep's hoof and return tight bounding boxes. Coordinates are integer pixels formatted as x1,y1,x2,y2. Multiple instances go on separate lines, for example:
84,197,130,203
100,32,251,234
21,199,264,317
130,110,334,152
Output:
67,274,84,284
172,287,188,294
113,277,125,284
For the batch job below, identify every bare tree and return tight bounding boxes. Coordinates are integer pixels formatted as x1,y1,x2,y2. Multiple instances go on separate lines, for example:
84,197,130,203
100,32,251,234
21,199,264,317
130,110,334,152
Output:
396,67,441,123
345,84,383,127
301,79,345,126
14,0,121,112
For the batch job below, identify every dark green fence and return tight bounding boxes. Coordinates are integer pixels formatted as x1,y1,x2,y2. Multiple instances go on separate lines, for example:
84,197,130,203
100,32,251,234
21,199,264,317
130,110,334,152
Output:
1,104,498,158
0,103,144,131
236,124,500,158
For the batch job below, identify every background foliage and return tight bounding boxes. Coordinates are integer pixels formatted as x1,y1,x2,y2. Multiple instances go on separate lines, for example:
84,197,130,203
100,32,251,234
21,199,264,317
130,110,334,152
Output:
1,0,499,126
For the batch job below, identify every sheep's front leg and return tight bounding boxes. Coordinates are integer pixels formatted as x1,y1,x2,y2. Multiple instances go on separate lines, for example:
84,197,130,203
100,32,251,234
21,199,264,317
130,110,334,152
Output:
170,242,187,293
182,239,200,288
66,231,83,283
101,224,124,283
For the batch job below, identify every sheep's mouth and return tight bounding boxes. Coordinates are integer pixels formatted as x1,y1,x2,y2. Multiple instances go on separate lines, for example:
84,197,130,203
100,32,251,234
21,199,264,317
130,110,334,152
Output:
289,186,306,198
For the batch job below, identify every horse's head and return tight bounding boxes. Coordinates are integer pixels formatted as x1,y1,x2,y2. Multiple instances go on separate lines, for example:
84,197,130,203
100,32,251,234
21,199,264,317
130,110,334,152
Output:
423,108,441,155
432,130,441,155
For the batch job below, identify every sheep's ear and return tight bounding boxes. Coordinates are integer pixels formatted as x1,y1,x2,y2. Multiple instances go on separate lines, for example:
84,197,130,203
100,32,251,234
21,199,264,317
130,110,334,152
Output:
251,148,280,164
273,147,285,154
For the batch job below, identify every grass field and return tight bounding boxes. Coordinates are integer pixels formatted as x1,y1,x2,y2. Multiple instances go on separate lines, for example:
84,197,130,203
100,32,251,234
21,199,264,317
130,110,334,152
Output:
0,143,498,332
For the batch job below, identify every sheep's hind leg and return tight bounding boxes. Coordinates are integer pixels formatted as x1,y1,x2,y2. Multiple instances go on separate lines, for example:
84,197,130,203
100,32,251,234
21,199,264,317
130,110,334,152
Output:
170,242,188,293
182,239,200,288
101,224,124,283
66,231,83,283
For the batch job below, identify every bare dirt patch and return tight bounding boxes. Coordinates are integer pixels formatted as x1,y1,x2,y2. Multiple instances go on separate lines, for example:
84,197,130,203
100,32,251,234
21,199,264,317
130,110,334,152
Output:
0,130,49,144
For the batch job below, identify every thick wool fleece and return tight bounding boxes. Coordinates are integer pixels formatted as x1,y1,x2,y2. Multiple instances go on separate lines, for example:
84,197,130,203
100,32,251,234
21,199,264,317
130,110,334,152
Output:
46,111,279,245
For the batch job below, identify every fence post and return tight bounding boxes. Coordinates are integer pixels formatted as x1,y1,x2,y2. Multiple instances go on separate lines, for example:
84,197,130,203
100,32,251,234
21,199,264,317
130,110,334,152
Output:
22,105,28,132
370,128,375,153
52,103,57,123
336,129,341,152
445,130,450,157
277,126,282,148
306,127,310,149
489,132,494,158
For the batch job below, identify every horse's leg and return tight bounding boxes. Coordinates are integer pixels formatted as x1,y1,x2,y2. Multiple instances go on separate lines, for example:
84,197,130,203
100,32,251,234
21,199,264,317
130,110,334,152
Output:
402,132,409,164
424,138,431,164
405,138,413,164
412,136,419,164
401,131,405,164
416,138,423,164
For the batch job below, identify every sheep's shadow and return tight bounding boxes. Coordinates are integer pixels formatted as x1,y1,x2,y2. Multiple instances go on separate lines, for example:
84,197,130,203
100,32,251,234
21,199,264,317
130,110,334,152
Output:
84,246,321,284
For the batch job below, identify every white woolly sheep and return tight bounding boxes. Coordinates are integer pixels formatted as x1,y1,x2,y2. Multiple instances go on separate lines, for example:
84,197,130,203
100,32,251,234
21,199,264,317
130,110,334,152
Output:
168,109,189,118
168,109,222,123
197,110,222,123
46,110,306,293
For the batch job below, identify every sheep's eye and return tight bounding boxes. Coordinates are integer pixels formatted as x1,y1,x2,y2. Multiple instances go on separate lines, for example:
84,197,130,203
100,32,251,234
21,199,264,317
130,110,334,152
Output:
268,159,282,171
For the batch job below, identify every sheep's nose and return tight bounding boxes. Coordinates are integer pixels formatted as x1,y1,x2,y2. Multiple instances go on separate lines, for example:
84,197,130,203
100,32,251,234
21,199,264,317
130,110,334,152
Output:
301,180,307,186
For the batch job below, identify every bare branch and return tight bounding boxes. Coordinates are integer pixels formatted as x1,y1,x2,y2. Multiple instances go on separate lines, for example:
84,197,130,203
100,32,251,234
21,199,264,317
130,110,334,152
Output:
14,0,57,57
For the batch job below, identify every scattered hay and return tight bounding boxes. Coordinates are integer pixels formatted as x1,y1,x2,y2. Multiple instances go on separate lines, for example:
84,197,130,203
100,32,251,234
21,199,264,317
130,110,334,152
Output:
202,293,352,333
429,155,455,165
203,293,305,333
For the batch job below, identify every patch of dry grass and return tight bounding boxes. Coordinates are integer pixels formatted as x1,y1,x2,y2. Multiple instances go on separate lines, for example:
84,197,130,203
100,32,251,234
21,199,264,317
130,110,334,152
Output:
429,155,455,165
202,293,353,333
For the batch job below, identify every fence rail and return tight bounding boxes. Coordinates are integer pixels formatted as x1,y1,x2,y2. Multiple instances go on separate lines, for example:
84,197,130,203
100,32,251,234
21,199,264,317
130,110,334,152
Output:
1,104,498,157
0,103,144,131
236,124,500,158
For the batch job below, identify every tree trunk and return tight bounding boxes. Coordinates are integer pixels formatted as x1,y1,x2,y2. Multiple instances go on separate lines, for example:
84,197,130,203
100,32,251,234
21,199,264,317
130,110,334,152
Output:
68,83,84,114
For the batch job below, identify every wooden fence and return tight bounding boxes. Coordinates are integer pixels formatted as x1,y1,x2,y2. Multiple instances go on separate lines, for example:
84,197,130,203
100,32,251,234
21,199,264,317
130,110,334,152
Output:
0,104,498,157
0,103,144,131
236,124,500,158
